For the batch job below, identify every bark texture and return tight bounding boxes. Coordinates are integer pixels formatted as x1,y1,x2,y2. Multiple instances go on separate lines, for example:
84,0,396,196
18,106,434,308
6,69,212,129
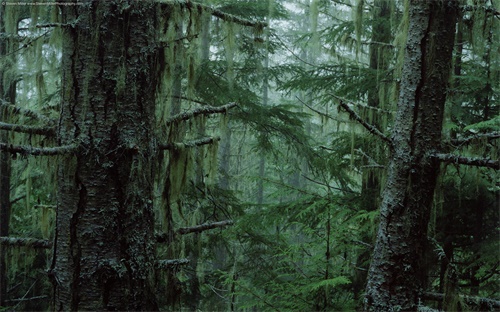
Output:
51,1,160,310
365,1,458,311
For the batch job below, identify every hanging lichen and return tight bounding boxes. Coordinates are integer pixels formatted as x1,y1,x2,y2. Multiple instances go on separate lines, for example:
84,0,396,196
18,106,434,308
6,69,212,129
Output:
223,22,237,89
353,0,364,57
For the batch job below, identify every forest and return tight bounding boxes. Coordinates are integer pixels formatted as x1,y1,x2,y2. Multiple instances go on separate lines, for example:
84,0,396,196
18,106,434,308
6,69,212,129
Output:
0,0,498,311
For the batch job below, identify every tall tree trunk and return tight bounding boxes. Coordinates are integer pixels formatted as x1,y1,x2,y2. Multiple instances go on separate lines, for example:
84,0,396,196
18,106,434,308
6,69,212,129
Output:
365,1,458,311
51,1,160,310
0,4,16,305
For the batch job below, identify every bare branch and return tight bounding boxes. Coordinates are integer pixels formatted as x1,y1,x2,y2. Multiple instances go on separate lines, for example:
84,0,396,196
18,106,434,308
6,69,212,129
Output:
0,237,52,249
162,1,268,28
5,295,48,303
450,132,500,146
167,103,236,124
156,258,189,269
431,153,499,170
333,96,392,145
422,292,500,310
0,143,77,156
159,136,220,151
177,220,234,235
0,121,55,136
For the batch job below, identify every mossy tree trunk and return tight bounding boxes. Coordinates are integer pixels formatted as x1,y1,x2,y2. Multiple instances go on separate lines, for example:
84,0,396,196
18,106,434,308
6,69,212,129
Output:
365,1,458,311
0,4,16,305
51,1,160,310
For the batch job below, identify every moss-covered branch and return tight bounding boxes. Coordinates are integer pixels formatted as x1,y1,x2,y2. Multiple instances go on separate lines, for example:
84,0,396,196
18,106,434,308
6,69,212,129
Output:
0,142,77,156
0,121,55,136
162,1,268,28
166,103,236,124
159,136,220,150
0,100,54,124
450,132,500,145
0,236,52,249
431,153,499,169
334,97,392,145
177,220,234,235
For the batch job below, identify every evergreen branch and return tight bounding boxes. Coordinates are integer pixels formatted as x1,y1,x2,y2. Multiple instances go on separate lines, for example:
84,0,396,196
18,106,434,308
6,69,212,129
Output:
297,97,350,123
0,142,77,156
431,153,499,170
331,95,393,114
177,220,234,235
159,136,220,150
33,204,56,209
422,292,500,310
0,236,52,249
302,174,358,194
166,103,236,124
156,258,190,268
162,1,268,28
0,121,55,136
0,30,51,59
172,95,209,106
0,100,54,124
334,97,392,145
450,132,500,145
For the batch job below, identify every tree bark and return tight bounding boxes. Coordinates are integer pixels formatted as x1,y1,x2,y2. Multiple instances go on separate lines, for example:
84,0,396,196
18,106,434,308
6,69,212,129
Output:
365,1,458,311
51,1,160,310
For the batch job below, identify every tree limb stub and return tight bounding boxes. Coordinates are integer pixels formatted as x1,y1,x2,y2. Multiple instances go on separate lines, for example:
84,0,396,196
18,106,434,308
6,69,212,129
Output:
166,103,237,124
335,97,392,145
431,153,499,170
0,237,52,249
177,220,234,235
159,136,220,151
162,1,268,28
0,143,77,156
422,292,500,310
156,258,190,269
0,121,55,136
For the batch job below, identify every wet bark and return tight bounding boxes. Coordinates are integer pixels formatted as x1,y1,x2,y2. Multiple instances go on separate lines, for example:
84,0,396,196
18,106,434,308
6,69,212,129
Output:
365,1,458,311
51,1,160,310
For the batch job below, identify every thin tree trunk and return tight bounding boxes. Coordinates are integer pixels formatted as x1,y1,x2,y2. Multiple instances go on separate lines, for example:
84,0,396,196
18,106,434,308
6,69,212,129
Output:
51,2,160,310
365,1,458,311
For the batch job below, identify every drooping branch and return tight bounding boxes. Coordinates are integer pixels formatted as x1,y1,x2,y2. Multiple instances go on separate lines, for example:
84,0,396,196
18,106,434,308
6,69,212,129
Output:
431,153,499,170
0,237,52,249
0,143,77,156
177,220,234,235
166,103,237,124
422,292,500,310
0,100,54,124
156,258,190,269
159,136,220,151
333,96,392,145
5,295,48,303
162,1,268,28
450,132,500,146
0,121,55,136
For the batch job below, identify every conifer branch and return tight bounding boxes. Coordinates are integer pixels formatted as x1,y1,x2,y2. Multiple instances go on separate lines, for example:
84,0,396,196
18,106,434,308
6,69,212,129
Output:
334,97,392,145
422,292,500,310
177,220,234,235
450,132,500,145
0,143,77,156
0,122,55,136
5,295,48,303
162,1,268,28
0,237,52,249
166,103,236,124
159,136,220,150
0,100,54,124
431,153,499,170
156,258,190,268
